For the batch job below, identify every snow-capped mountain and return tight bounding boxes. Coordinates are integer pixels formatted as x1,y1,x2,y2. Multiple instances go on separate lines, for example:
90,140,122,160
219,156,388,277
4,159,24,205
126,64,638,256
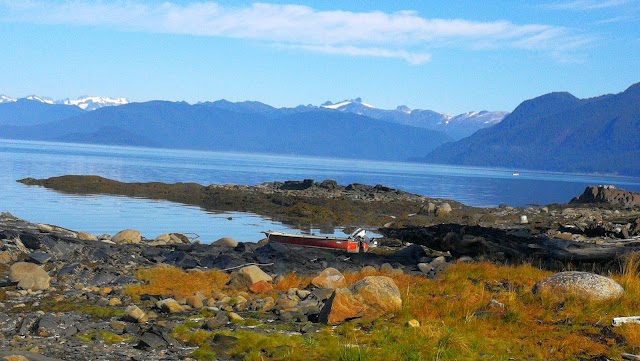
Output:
447,110,508,126
25,95,54,104
319,98,508,139
0,95,16,103
57,96,129,111
0,94,129,110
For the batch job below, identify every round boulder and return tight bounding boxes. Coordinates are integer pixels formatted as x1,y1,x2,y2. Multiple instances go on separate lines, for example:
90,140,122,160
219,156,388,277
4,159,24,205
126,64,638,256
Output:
111,229,142,244
212,237,238,247
9,262,51,291
533,271,624,301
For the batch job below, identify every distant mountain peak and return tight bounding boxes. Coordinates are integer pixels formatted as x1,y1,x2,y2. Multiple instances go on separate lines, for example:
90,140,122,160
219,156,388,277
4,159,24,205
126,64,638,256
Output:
0,95,16,103
396,105,411,114
25,95,54,104
320,98,374,110
58,96,129,111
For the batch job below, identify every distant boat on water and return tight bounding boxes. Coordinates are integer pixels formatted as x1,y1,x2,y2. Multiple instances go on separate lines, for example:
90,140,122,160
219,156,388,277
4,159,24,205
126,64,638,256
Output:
512,172,520,176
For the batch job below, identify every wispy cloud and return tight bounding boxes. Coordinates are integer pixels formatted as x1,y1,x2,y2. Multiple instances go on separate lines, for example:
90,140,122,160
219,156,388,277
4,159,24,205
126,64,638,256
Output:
543,0,629,10
594,15,636,23
0,1,592,64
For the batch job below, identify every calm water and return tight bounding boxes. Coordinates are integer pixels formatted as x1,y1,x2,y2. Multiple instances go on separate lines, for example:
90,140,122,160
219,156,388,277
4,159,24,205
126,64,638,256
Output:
2,139,640,242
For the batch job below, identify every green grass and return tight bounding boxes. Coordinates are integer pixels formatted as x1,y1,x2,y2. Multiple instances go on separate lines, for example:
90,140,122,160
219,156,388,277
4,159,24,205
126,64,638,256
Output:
120,254,640,360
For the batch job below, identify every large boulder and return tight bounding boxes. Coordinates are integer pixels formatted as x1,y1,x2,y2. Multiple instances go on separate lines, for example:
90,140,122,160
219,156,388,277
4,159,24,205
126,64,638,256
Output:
311,267,347,289
351,276,403,317
228,265,272,289
9,262,50,291
533,271,624,301
318,288,366,325
111,229,142,244
319,276,402,325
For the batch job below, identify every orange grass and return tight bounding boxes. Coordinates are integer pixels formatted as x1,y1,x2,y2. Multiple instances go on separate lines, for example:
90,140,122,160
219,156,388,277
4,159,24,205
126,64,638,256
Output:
339,260,640,360
122,254,640,360
123,265,230,300
274,273,312,291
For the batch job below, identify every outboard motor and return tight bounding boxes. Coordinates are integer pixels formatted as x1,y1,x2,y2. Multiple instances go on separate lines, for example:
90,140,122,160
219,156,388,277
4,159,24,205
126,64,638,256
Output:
349,228,378,250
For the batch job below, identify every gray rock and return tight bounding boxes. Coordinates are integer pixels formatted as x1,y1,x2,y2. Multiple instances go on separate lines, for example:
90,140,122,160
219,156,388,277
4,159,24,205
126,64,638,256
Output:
205,313,230,330
28,252,52,264
533,271,624,301
417,263,433,273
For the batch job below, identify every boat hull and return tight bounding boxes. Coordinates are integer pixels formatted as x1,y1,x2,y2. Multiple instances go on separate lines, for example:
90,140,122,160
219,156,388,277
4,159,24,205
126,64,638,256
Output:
263,231,368,253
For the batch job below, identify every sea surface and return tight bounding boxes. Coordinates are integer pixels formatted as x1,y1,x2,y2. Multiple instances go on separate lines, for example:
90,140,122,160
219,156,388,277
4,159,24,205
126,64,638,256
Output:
2,139,640,243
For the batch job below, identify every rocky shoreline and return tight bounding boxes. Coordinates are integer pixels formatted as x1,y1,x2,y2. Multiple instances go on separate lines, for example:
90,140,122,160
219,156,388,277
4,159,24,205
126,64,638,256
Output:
0,210,452,360
3,179,640,360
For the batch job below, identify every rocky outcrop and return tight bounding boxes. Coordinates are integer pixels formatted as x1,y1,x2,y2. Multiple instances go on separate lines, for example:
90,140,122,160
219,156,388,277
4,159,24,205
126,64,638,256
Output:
532,271,624,301
570,186,640,208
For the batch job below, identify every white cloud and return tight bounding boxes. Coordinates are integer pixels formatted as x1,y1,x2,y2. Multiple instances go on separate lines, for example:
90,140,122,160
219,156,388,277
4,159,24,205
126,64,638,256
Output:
0,1,591,64
543,0,629,10
282,44,432,65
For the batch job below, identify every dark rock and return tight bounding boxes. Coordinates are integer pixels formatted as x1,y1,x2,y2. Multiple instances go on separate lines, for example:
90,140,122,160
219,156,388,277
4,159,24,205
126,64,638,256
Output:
19,314,39,336
137,331,167,349
281,179,314,190
34,313,60,337
124,323,141,335
57,263,82,277
19,232,42,249
391,244,427,261
136,325,178,349
88,272,117,286
28,252,52,264
164,250,186,263
205,313,229,330
317,179,338,190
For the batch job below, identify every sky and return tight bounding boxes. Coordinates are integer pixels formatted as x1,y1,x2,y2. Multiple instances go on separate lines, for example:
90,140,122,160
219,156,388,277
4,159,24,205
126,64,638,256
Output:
0,0,639,115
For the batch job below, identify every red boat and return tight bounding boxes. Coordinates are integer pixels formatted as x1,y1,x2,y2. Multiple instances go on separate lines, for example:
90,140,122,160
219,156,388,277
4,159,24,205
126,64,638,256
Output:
262,228,376,253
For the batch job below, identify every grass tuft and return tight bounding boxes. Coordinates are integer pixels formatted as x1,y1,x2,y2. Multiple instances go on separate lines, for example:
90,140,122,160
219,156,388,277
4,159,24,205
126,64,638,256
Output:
123,265,230,300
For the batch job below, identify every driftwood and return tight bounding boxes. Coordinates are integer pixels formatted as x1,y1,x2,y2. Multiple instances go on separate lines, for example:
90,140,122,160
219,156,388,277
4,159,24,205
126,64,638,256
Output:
613,316,640,327
379,224,640,267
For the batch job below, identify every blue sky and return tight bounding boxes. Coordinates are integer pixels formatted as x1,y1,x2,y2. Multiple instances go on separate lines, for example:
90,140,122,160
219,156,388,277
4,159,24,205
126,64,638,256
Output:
1,0,639,114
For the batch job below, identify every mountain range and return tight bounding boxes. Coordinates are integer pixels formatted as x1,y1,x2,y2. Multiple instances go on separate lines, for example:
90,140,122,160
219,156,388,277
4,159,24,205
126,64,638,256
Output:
0,94,506,140
1,82,638,176
422,82,640,176
0,95,129,111
0,99,455,161
318,98,507,139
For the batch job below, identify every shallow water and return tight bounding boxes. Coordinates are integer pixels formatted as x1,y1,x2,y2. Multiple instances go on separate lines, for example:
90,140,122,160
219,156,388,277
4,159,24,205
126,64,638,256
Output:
2,139,640,242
